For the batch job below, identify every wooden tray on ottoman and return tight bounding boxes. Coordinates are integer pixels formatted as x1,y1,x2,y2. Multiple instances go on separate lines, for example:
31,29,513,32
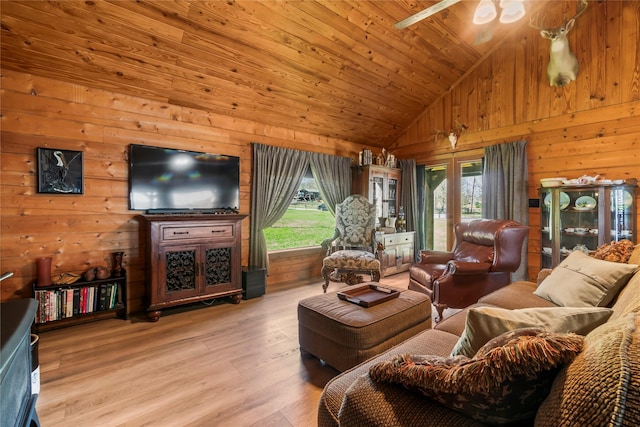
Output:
337,284,400,308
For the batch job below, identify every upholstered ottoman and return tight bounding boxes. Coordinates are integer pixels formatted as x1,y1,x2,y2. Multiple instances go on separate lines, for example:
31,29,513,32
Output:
298,285,432,372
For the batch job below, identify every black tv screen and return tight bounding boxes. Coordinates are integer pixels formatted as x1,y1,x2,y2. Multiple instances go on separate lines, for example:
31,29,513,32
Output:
128,144,239,212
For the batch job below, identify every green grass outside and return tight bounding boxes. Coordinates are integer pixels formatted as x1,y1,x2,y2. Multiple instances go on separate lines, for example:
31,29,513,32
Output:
264,204,335,251
265,205,481,252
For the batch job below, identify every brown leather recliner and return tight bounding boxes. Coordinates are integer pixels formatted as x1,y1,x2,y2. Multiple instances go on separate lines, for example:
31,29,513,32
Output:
409,219,528,322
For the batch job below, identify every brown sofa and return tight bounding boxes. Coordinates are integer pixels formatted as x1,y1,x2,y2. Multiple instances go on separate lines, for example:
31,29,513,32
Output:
319,246,640,426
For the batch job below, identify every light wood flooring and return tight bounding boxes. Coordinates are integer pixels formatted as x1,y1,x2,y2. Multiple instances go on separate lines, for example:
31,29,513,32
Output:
35,273,411,427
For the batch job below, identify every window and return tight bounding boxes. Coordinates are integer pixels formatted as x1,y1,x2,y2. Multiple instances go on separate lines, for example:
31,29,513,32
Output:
263,167,335,251
423,157,483,251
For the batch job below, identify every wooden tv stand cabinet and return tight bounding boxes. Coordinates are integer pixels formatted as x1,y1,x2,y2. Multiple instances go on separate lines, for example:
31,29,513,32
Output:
142,214,247,322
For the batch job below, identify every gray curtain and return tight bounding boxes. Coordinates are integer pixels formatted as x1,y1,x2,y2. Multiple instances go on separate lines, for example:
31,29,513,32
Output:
482,140,529,281
249,143,310,271
309,152,352,216
398,158,419,262
415,164,426,252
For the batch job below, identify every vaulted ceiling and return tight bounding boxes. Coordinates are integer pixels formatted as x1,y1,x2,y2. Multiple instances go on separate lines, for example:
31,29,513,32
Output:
1,1,551,147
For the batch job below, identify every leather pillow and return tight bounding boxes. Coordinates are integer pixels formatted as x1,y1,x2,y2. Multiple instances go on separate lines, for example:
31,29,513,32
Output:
450,306,613,357
534,251,638,307
369,328,584,425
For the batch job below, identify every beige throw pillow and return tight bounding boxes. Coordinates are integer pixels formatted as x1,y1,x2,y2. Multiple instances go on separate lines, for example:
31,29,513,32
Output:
451,305,613,357
534,251,637,307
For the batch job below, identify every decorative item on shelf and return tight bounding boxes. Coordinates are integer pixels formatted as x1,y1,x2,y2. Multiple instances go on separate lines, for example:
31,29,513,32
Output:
378,217,387,229
574,196,596,211
396,206,406,232
51,272,81,285
112,251,124,277
380,148,396,168
387,217,397,229
540,177,566,188
95,266,110,280
83,267,96,281
544,191,570,210
563,174,600,185
36,257,53,287
358,149,373,166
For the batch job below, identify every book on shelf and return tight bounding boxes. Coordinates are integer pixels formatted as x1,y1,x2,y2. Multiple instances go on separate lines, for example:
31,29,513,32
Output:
33,282,122,324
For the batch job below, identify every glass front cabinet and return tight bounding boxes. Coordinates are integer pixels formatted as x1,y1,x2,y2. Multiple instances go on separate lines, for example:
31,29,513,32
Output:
540,183,637,268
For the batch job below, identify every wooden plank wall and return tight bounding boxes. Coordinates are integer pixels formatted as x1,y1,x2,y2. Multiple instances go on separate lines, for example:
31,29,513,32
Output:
393,0,640,280
0,69,368,310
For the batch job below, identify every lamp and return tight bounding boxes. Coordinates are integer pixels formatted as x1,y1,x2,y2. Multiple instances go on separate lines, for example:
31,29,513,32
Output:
473,0,497,25
499,0,526,24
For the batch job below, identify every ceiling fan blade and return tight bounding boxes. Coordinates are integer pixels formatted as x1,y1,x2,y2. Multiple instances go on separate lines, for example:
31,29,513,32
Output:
473,18,499,45
395,0,462,29
474,26,494,45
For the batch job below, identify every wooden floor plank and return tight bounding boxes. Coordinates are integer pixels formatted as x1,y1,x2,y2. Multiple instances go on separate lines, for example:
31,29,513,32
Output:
35,273,411,426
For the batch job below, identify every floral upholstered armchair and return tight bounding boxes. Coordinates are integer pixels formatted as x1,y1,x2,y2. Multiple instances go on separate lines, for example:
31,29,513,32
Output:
321,194,381,292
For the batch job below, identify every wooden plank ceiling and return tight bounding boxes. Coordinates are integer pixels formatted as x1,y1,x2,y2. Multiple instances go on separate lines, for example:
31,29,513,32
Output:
1,0,547,147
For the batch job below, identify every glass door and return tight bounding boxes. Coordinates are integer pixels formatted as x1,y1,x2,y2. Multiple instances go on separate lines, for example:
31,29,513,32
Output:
423,157,483,251
425,164,448,250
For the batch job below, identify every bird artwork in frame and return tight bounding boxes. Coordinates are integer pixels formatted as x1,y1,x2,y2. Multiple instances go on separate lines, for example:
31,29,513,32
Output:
37,148,84,194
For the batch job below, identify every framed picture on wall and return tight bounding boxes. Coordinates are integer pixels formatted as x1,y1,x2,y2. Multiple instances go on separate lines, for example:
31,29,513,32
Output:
37,148,84,194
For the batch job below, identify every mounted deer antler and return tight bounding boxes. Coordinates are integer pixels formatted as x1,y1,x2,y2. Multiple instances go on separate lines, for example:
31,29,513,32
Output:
529,0,588,87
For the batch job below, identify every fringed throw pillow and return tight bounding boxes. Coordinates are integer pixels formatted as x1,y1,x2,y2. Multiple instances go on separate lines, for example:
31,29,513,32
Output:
369,328,584,425
592,239,637,263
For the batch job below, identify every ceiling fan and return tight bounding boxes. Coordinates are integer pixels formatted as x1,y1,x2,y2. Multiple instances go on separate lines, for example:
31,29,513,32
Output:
394,0,461,30
395,0,527,44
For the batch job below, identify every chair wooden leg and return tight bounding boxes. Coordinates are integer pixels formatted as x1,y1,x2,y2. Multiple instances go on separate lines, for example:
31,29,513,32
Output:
434,303,447,323
321,266,332,293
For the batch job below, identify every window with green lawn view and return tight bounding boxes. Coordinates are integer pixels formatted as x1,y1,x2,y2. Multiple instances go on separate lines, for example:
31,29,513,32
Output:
264,168,336,251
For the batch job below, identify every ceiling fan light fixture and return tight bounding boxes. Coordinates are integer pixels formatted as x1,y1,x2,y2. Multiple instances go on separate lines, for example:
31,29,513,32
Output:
473,0,498,25
499,0,526,24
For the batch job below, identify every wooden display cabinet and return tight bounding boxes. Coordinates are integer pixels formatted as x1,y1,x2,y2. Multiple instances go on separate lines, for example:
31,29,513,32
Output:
142,214,246,321
352,165,401,222
540,182,637,268
353,165,412,276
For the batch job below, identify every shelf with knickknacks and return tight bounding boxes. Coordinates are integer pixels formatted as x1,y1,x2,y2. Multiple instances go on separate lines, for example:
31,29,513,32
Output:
33,251,128,331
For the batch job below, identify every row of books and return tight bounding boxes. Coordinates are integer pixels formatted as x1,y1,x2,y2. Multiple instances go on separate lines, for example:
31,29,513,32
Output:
34,283,120,324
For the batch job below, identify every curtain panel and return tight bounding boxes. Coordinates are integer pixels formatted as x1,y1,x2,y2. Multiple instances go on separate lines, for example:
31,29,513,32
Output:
249,143,352,272
398,158,419,262
415,165,426,252
482,140,529,281
309,152,352,217
249,143,309,270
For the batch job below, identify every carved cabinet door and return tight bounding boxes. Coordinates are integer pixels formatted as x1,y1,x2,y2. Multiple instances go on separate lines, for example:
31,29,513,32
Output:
202,243,240,295
158,244,200,301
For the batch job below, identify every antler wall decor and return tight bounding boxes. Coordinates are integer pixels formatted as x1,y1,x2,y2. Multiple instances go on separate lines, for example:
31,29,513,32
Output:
529,0,588,87
432,121,468,149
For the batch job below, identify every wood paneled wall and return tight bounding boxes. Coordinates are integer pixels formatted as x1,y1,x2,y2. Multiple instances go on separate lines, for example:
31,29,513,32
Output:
393,0,640,280
0,69,367,309
1,0,639,310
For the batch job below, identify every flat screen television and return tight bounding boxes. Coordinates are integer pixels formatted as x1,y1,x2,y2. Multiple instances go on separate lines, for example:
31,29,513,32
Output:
128,144,240,213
